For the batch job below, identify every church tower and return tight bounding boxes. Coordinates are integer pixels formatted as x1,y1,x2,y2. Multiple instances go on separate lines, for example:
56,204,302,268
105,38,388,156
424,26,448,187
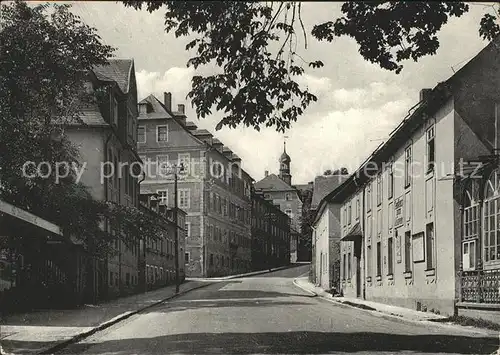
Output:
278,141,292,185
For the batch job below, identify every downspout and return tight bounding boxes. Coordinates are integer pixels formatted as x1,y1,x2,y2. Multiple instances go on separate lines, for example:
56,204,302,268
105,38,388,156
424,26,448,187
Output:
361,179,366,300
102,132,113,301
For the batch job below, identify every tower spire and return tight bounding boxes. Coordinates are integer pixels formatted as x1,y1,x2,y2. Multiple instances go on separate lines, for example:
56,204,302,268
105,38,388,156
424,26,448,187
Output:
279,135,291,185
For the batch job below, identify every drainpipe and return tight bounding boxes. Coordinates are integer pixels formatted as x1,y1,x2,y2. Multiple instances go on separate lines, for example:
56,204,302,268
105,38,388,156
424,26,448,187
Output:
311,225,317,284
361,180,366,300
101,132,113,302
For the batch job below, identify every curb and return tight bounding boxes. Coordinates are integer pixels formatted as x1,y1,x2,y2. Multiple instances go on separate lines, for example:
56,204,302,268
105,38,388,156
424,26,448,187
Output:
292,278,317,297
38,281,215,355
291,278,494,336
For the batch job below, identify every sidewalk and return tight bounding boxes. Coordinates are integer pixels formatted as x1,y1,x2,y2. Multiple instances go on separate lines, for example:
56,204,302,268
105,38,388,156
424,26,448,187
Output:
0,280,212,355
293,276,448,322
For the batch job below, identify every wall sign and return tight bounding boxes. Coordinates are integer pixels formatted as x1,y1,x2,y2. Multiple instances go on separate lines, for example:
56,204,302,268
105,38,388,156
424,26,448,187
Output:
395,230,402,263
394,196,404,228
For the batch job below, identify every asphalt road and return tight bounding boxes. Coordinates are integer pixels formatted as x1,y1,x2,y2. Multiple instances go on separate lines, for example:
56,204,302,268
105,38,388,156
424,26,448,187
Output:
62,264,499,354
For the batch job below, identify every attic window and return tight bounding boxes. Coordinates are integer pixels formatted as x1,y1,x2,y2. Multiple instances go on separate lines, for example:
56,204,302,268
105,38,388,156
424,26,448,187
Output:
139,103,147,114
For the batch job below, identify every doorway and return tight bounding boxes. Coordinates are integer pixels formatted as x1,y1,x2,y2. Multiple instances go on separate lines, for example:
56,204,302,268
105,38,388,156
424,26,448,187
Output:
354,240,362,298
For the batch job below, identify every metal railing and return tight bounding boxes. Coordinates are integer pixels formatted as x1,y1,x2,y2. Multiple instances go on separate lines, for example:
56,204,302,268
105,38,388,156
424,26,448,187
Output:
460,268,500,303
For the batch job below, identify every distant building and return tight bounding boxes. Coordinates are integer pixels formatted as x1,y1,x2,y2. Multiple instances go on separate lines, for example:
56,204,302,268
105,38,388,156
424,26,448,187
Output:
337,37,500,321
138,193,186,291
137,93,253,277
251,190,291,270
254,143,307,262
311,174,349,291
65,59,141,302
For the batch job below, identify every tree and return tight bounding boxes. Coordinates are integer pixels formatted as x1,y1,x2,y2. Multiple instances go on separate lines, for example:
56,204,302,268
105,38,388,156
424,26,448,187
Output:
123,1,499,132
0,1,166,257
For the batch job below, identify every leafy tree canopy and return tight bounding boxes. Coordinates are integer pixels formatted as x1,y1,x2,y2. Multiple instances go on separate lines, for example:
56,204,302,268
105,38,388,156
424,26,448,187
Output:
0,1,169,257
123,1,499,132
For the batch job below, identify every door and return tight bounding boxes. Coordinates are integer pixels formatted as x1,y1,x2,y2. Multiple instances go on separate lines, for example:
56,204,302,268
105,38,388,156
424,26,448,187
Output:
354,240,362,298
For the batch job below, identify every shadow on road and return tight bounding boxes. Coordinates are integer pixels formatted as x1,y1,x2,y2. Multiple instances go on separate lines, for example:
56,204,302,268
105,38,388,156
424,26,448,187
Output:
145,299,314,314
13,331,498,354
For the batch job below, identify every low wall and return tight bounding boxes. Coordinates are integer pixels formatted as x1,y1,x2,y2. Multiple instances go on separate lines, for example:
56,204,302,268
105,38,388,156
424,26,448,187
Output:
457,302,500,325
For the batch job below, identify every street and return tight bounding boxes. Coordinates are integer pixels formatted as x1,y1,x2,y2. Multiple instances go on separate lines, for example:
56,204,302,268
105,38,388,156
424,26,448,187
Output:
60,265,499,355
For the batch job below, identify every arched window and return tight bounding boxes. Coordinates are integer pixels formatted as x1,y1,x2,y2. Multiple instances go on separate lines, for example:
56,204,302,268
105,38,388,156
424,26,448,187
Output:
463,179,480,270
483,170,500,264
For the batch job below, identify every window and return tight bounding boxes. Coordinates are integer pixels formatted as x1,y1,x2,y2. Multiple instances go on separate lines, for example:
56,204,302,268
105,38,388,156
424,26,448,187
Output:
427,125,435,173
348,203,352,225
138,126,146,143
185,222,191,238
388,237,394,275
404,231,412,272
482,170,500,263
405,145,412,187
366,183,372,212
157,125,168,142
367,215,372,239
285,193,291,200
376,174,382,206
157,189,168,206
347,252,351,279
388,162,394,199
157,155,169,176
355,199,360,220
377,209,382,236
426,223,435,270
367,245,372,277
376,242,382,276
125,272,130,286
462,240,476,270
178,153,191,174
462,181,479,270
179,189,191,209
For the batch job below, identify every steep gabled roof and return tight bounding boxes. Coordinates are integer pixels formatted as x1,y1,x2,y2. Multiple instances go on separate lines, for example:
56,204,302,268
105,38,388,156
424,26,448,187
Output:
138,94,173,119
311,174,350,210
254,173,297,192
93,59,134,94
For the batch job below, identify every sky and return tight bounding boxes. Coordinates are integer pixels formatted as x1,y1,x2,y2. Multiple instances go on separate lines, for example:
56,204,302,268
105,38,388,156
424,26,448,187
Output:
67,1,495,184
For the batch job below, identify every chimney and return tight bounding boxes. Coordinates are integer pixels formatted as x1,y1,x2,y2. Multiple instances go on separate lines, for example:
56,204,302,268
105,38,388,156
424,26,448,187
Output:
419,88,432,102
164,92,172,112
265,170,269,177
177,104,185,115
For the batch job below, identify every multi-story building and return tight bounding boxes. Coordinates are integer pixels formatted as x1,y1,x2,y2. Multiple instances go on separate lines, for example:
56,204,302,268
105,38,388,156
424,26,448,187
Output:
251,191,291,270
336,37,500,321
311,174,349,290
137,92,253,277
254,143,306,262
138,193,186,291
65,59,141,302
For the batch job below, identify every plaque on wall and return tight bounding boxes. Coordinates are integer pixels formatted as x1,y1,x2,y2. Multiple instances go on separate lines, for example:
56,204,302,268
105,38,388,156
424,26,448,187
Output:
394,196,404,228
395,231,402,263
412,232,425,262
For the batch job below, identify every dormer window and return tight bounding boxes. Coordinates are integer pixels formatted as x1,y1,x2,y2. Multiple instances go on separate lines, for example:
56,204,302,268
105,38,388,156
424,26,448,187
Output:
138,103,148,114
112,96,118,126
